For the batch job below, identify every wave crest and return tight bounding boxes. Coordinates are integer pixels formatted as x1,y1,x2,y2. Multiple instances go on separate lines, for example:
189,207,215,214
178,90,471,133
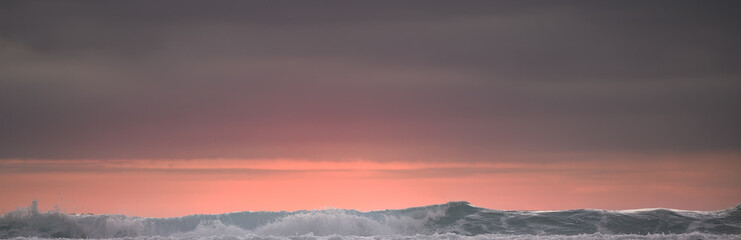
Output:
1,201,739,238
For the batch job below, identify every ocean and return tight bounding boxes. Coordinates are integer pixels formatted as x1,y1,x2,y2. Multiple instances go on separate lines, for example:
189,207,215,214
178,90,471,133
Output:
1,201,739,240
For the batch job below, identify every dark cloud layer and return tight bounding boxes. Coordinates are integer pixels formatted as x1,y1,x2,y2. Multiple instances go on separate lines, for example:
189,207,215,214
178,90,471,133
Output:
1,1,740,161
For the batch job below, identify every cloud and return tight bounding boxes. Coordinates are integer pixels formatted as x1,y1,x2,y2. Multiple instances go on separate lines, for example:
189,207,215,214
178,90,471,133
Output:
0,1,740,160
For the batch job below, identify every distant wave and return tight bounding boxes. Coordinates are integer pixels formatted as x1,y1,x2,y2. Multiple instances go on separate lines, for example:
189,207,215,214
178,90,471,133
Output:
1,201,739,239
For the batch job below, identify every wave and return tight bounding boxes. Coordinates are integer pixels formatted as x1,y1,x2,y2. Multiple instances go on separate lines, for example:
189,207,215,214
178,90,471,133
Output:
1,201,739,239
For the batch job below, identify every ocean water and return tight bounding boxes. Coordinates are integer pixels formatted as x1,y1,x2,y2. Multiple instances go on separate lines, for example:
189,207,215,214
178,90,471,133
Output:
1,201,739,240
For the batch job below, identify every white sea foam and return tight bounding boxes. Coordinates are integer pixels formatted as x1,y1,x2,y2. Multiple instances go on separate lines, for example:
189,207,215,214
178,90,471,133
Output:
6,233,740,240
253,207,446,236
1,201,739,239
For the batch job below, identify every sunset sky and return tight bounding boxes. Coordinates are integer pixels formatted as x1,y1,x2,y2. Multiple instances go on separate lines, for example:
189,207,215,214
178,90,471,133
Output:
1,1,740,217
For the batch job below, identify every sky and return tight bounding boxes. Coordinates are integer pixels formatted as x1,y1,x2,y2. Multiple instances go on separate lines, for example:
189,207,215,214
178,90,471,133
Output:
1,1,740,217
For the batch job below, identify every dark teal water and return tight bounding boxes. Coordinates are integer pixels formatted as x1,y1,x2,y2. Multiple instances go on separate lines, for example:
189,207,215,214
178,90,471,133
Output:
1,201,739,239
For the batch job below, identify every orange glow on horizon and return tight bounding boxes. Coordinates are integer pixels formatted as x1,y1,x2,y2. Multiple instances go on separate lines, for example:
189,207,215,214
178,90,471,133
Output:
1,153,740,217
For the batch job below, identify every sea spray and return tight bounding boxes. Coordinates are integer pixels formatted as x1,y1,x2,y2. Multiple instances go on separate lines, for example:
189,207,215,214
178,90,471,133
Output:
1,201,739,239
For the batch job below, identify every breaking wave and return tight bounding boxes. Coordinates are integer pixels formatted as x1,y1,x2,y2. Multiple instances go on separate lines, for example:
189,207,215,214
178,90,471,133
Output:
1,201,739,239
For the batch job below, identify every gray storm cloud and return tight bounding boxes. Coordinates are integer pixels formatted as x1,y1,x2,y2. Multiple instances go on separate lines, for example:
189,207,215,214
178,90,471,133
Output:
1,1,740,160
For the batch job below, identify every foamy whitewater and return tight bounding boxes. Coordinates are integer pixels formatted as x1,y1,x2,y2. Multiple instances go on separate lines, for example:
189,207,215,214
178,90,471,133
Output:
1,201,739,240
